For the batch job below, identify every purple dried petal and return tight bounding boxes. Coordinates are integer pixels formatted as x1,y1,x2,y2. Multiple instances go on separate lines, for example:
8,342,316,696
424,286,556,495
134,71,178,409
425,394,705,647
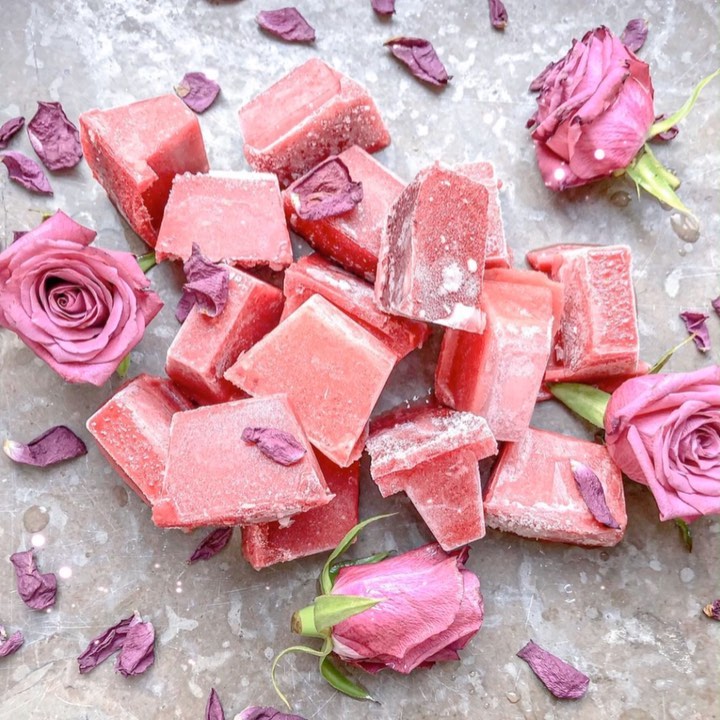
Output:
0,117,25,150
242,427,307,466
290,158,363,221
9,550,57,611
206,688,226,720
27,101,83,171
1,151,53,194
703,600,720,620
3,426,87,467
371,0,395,15
175,72,221,114
620,18,649,53
256,8,316,43
176,243,229,323
238,708,307,720
12,230,28,243
679,311,711,352
570,461,621,530
0,627,24,658
115,618,155,677
712,296,720,317
189,528,234,564
517,640,589,700
488,0,508,30
384,37,451,87
77,615,134,673
529,60,556,92
648,113,679,143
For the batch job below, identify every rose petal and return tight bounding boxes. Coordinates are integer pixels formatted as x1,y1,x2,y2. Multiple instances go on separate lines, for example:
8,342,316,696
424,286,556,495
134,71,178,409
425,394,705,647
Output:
1,151,53,194
27,101,83,171
488,0,508,30
711,296,720,317
703,600,720,621
649,113,679,143
517,640,589,699
205,689,225,720
256,8,316,43
0,628,24,658
9,550,57,611
115,618,155,677
176,243,229,323
238,708,307,720
620,18,649,53
241,427,306,466
0,117,25,150
385,37,451,86
77,615,135,673
570,460,621,529
3,425,87,467
189,528,234,563
371,0,395,16
289,158,363,221
679,311,711,352
175,72,221,114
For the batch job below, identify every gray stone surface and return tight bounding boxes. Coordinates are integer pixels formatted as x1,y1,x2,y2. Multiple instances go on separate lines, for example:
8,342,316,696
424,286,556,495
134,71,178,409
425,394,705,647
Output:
1,0,719,718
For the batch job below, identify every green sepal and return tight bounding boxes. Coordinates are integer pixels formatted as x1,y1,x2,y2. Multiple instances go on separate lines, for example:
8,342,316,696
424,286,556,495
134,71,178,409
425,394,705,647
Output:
319,656,376,702
548,383,610,429
674,519,693,553
328,551,392,584
136,251,157,273
649,334,697,374
116,354,131,378
313,594,380,632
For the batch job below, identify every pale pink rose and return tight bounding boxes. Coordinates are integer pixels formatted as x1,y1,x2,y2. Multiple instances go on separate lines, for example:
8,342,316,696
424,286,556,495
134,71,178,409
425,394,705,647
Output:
604,366,720,521
528,26,655,190
0,212,162,385
330,543,483,674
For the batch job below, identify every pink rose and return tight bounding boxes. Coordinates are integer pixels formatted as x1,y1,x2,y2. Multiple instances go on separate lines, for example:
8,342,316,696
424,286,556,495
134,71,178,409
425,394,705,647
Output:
0,211,162,385
329,543,483,674
528,26,655,190
604,366,720,522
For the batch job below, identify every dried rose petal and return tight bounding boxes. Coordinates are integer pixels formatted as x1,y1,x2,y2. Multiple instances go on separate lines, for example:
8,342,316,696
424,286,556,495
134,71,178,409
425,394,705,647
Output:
570,461,621,529
703,600,720,620
384,37,451,87
189,528,234,563
115,618,155,676
517,640,589,699
488,0,508,30
712,296,720,317
290,158,363,221
679,311,711,352
3,426,87,468
77,615,134,673
9,550,57,610
12,230,28,243
0,626,24,658
238,708,306,720
176,243,229,323
620,18,649,54
241,427,307,466
371,0,395,15
256,8,316,43
529,61,556,92
0,117,25,150
1,151,53,194
175,72,221,114
206,688,225,720
649,113,679,143
27,101,83,171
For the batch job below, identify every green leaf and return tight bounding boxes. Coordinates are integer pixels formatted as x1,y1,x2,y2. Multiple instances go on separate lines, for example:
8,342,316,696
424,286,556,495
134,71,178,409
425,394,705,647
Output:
674,519,693,553
313,594,380,632
271,642,330,710
548,383,610,429
319,656,376,702
320,514,396,595
649,334,697,374
648,68,720,138
328,551,391,584
136,251,157,273
116,354,131,378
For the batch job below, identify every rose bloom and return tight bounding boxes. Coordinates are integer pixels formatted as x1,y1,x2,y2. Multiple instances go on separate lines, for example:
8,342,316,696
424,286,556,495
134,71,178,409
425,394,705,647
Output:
329,543,483,673
0,211,162,385
604,366,720,522
528,26,655,190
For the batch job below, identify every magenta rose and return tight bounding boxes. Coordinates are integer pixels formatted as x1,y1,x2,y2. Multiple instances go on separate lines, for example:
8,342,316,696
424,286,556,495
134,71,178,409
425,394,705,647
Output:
329,543,483,674
0,211,162,385
604,366,720,522
528,26,655,190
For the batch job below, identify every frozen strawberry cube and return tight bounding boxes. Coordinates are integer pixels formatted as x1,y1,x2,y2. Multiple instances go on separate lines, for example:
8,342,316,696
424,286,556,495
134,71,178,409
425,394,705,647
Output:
152,395,333,528
166,266,284,405
282,254,429,360
283,145,405,279
79,95,209,247
375,163,489,332
238,59,390,187
86,374,194,505
456,161,511,269
225,294,397,467
484,427,627,546
241,452,359,569
155,172,292,270
435,270,559,442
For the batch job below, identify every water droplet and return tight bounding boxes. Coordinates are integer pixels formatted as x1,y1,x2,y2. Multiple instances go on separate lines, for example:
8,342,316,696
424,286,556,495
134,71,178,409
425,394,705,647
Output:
610,191,631,207
31,533,46,548
111,485,129,507
506,691,520,703
600,551,609,561
58,566,72,579
23,505,49,533
670,213,700,243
